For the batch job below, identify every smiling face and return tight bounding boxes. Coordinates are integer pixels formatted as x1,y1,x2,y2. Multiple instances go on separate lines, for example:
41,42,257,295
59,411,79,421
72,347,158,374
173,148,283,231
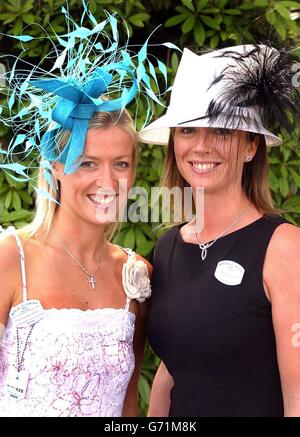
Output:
54,125,135,225
173,127,258,195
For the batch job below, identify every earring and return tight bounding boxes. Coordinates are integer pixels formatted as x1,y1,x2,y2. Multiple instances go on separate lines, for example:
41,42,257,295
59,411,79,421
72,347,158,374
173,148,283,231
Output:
245,155,252,162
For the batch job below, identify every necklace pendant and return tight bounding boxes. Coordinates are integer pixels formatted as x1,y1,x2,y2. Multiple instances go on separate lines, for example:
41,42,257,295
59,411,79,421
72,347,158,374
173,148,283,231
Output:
89,275,96,289
201,248,207,261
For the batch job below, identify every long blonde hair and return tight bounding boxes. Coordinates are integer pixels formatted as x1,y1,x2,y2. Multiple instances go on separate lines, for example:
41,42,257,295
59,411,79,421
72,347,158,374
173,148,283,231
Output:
20,109,138,240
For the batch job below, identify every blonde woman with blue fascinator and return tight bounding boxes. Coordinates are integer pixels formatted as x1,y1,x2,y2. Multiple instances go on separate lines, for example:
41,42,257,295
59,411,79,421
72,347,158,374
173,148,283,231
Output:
0,2,172,417
139,44,300,417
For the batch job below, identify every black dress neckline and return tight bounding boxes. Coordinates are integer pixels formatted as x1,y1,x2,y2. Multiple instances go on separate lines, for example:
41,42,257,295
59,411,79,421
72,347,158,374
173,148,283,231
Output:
177,214,267,246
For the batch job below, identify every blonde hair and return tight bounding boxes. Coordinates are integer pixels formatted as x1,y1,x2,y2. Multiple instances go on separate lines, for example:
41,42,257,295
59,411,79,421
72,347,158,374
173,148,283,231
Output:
161,129,277,223
20,109,138,241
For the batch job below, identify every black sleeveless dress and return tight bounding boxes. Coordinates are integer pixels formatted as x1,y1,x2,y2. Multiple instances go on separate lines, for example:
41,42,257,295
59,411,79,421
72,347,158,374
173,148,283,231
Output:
148,215,288,417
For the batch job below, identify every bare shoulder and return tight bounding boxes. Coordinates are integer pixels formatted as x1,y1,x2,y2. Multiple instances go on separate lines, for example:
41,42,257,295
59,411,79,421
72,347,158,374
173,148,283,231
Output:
268,222,300,257
0,230,20,271
264,222,300,300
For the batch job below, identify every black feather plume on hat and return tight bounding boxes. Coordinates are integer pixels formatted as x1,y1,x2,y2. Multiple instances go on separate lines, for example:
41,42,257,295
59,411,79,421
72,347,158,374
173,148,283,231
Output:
206,44,300,134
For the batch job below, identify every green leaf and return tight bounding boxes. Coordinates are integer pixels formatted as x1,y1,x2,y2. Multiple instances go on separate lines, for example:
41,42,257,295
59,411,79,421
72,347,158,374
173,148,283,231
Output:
240,2,256,10
201,8,220,13
210,34,219,48
196,0,209,12
182,0,195,12
276,4,291,19
18,190,33,205
12,190,21,210
128,13,150,27
6,0,20,12
200,15,221,30
254,0,269,6
193,22,206,45
0,13,16,24
269,168,279,191
22,13,35,25
224,8,242,15
279,177,289,197
5,190,12,209
2,208,33,222
136,241,155,257
22,0,34,13
165,14,187,27
266,10,276,25
171,52,180,72
138,374,151,404
275,21,287,40
135,228,147,246
13,221,28,228
280,1,300,8
182,15,196,33
289,168,300,189
218,0,229,7
123,228,135,249
282,195,300,209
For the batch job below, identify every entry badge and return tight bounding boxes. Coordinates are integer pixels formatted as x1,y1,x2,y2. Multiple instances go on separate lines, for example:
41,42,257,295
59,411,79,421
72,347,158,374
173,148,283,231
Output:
214,260,245,286
10,300,44,328
5,369,30,401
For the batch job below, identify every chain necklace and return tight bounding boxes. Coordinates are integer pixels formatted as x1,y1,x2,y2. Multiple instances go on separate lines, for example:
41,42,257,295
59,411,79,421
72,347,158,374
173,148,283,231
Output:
53,230,102,289
16,324,35,373
194,205,249,261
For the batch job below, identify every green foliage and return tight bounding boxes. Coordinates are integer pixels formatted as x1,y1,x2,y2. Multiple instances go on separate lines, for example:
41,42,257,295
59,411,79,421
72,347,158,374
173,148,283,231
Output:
0,0,300,416
165,0,300,47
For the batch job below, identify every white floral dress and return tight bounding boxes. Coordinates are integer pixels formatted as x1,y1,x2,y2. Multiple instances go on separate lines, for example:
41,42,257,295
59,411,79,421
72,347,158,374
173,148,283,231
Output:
0,227,151,417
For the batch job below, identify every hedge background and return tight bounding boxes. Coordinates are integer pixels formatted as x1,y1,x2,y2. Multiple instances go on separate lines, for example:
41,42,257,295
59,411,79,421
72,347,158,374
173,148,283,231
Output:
0,0,299,415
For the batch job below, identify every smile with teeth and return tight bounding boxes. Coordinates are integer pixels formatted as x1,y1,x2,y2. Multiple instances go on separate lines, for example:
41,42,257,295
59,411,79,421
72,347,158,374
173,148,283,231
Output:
190,162,220,172
88,194,116,207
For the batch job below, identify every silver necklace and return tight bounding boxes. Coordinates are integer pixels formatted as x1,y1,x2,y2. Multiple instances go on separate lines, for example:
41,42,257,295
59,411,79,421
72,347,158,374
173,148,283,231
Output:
53,230,101,289
194,205,249,261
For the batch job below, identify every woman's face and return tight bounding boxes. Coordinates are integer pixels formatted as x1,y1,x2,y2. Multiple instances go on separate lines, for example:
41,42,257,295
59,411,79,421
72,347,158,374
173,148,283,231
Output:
174,127,257,194
54,125,135,225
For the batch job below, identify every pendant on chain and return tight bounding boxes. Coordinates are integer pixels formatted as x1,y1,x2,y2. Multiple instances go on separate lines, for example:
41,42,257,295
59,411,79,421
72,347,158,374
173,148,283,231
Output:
89,275,96,289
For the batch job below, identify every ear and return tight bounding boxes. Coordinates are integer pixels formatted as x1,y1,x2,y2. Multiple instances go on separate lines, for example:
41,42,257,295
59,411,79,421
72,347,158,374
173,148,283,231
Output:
246,134,259,158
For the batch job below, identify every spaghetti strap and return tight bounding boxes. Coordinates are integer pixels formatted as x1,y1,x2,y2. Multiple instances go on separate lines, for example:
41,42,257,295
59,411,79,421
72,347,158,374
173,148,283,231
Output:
7,226,28,302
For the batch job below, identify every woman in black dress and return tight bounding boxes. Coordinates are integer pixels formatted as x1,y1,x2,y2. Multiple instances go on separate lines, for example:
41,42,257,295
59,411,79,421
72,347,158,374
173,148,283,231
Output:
139,44,300,417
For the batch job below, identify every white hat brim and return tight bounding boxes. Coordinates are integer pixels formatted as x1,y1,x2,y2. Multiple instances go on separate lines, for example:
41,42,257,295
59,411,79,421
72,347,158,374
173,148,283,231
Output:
138,113,282,147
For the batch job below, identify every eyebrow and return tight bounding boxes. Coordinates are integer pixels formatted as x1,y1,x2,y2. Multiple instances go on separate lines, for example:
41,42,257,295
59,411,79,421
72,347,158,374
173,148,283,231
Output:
83,154,132,160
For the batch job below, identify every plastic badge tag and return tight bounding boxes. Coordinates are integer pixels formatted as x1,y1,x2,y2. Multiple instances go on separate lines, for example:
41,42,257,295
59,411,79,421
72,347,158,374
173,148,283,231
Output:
5,368,30,401
214,260,245,286
10,300,44,328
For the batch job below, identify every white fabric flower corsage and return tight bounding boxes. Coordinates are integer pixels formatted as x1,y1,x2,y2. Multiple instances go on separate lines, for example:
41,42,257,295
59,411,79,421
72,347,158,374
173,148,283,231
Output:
122,256,151,303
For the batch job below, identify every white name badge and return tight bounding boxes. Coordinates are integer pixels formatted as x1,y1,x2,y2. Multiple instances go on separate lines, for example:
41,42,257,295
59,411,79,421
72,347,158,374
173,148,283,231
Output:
5,369,30,401
214,260,245,286
10,300,44,328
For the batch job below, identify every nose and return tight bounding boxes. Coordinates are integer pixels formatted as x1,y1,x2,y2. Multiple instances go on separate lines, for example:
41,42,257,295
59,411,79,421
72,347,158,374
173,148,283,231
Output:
94,163,115,189
193,129,211,154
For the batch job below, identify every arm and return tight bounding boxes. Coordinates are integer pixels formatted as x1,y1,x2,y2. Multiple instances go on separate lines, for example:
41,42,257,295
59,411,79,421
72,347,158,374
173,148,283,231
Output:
0,233,19,341
147,361,174,417
122,300,149,417
264,223,300,416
